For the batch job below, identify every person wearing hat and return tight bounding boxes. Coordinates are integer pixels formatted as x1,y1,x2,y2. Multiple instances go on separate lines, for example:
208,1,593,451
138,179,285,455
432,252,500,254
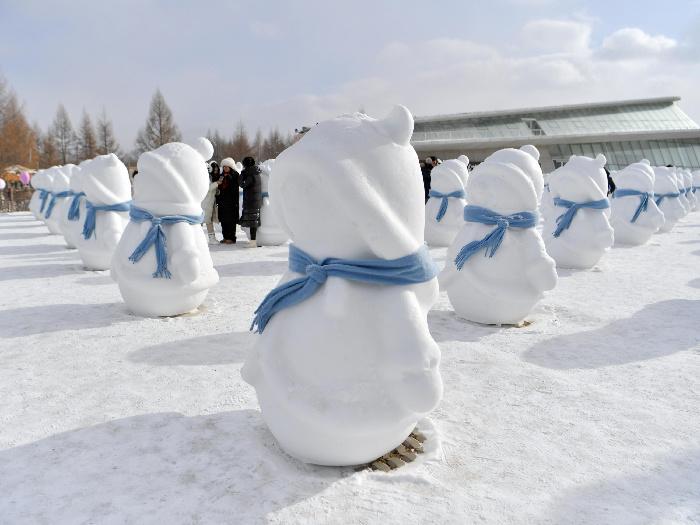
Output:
216,157,240,244
202,161,220,244
239,156,263,248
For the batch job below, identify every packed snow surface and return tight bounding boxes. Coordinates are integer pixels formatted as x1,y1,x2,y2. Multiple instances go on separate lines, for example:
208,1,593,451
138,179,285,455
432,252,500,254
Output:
1,211,699,524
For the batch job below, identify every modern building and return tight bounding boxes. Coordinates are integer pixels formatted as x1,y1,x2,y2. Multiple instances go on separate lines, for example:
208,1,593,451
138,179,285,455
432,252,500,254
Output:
411,96,700,172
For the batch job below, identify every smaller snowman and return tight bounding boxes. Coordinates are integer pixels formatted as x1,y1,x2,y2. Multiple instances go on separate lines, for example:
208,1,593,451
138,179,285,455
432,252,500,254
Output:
674,168,691,215
60,162,88,249
38,167,60,233
682,169,698,211
693,170,700,207
43,165,73,236
542,155,614,269
441,145,557,325
111,138,219,317
76,154,132,270
610,160,665,246
424,157,469,247
28,169,49,220
653,166,685,232
252,159,289,246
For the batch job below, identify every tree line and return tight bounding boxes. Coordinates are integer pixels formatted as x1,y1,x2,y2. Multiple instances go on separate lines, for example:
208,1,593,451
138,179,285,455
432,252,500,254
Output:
0,76,296,170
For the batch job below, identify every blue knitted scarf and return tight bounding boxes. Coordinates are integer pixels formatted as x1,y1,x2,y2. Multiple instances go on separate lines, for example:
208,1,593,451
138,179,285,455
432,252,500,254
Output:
127,206,204,279
454,205,538,270
251,244,439,333
654,192,680,206
612,189,651,223
553,197,610,238
428,189,466,222
82,200,132,240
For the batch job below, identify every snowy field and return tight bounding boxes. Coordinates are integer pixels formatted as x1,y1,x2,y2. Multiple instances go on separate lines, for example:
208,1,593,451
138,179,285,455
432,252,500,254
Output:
1,210,699,525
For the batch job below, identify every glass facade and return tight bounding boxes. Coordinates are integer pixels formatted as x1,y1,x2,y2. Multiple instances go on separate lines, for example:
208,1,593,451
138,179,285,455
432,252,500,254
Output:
412,99,699,143
550,139,700,170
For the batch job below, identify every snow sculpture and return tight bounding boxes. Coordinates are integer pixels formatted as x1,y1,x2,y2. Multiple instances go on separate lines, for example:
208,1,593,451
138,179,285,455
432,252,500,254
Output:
242,106,443,466
424,157,469,247
253,159,289,246
60,162,88,250
441,145,557,325
610,160,664,245
28,169,48,220
682,169,698,211
543,154,614,269
76,154,131,270
111,139,219,317
653,166,686,232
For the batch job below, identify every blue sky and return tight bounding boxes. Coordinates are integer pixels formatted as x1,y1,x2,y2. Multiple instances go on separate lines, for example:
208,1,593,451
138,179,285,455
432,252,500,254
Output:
2,0,700,151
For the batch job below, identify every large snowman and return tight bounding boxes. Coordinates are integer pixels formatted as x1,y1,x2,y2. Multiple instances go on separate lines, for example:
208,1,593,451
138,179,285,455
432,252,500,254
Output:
653,166,686,232
242,106,443,466
610,160,665,246
111,138,219,317
543,154,614,269
424,157,469,247
441,145,557,325
59,162,88,249
248,158,289,246
76,154,132,270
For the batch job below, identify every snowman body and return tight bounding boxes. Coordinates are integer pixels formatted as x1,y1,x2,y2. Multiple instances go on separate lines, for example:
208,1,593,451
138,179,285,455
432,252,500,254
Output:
424,158,468,247
60,163,87,249
76,154,131,270
40,169,61,234
543,155,614,269
28,170,47,220
242,107,442,466
111,140,219,317
654,166,685,232
44,166,72,237
441,146,557,325
683,169,698,211
252,159,289,246
610,160,664,246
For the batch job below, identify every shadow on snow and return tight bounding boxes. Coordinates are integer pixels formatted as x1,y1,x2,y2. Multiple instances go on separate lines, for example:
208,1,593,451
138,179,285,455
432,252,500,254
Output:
128,331,255,366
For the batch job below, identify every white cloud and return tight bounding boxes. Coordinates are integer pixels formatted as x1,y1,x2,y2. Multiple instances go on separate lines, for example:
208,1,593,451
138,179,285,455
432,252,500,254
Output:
520,19,592,54
599,28,677,60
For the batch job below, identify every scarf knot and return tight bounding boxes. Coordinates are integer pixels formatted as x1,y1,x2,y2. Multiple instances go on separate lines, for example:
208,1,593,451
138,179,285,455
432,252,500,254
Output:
613,189,651,223
454,205,538,270
428,189,466,222
552,197,610,238
82,200,132,240
127,206,204,279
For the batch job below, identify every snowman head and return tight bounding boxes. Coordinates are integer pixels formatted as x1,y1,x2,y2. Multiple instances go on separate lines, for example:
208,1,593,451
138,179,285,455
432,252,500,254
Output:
693,169,700,186
134,138,213,216
483,145,543,201
550,154,608,202
30,169,46,190
270,105,424,260
43,167,57,191
613,159,654,193
653,166,680,194
82,154,132,206
429,159,467,194
52,165,72,192
466,148,540,215
70,160,91,193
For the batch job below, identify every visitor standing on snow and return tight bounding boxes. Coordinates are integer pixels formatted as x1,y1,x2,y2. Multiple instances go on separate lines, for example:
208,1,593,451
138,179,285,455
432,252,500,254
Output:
421,156,434,202
217,157,239,244
202,161,220,244
239,156,262,248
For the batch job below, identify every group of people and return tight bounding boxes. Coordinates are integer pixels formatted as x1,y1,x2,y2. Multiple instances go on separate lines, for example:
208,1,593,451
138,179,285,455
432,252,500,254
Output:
201,157,263,247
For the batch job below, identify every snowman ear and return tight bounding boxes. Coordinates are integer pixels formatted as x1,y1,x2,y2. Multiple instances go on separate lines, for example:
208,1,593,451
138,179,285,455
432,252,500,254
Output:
381,105,413,146
596,153,607,167
641,158,651,165
189,137,214,161
520,144,540,162
458,154,470,166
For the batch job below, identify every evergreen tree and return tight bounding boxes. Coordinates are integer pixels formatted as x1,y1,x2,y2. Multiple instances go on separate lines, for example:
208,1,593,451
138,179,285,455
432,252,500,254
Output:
49,104,76,164
96,107,120,155
77,110,97,161
135,89,181,153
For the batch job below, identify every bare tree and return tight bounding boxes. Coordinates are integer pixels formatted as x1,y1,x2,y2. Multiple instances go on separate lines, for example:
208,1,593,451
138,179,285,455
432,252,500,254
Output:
49,104,76,164
230,121,253,160
96,107,120,155
76,110,98,161
134,89,181,153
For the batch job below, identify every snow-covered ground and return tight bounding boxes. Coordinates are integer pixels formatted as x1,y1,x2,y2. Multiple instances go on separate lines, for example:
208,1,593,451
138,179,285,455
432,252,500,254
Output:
1,211,699,524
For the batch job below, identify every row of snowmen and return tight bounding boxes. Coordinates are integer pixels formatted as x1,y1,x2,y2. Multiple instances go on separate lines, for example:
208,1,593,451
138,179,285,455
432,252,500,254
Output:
424,147,699,324
28,140,285,317
23,105,700,469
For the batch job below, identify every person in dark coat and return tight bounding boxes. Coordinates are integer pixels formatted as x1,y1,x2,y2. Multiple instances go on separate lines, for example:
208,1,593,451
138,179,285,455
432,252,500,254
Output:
239,156,262,248
216,157,240,244
604,167,616,196
421,156,434,202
